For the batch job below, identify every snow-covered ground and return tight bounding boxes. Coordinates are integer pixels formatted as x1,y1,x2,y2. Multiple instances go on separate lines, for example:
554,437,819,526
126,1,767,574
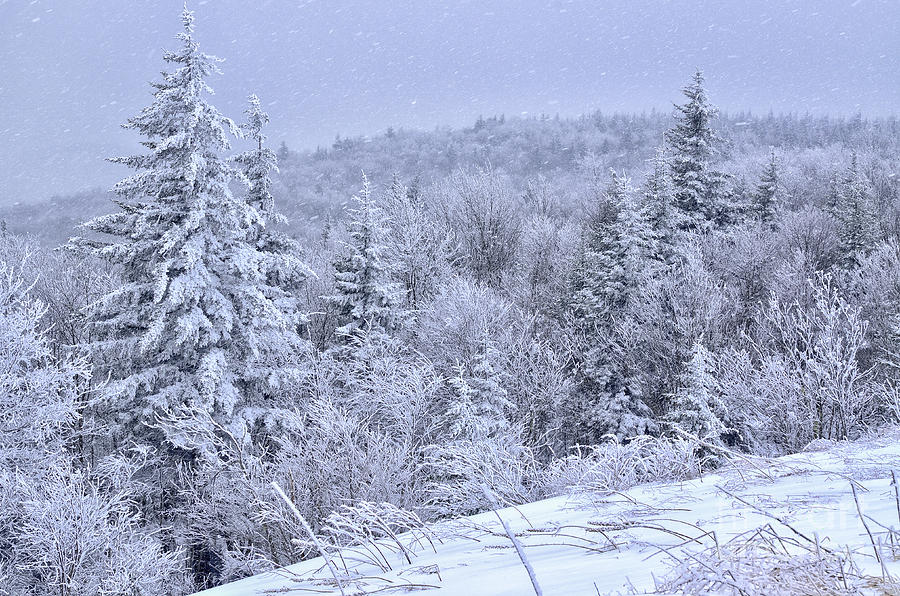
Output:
195,430,900,595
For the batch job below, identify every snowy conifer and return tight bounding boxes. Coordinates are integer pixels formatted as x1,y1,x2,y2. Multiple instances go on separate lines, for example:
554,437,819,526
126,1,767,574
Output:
752,150,782,226
665,341,727,443
615,174,659,299
232,93,313,293
446,345,512,441
570,172,627,325
835,154,880,268
446,363,478,440
569,233,618,328
665,70,731,231
571,171,654,323
641,148,677,263
70,10,308,442
328,176,402,336
578,352,656,442
568,172,657,443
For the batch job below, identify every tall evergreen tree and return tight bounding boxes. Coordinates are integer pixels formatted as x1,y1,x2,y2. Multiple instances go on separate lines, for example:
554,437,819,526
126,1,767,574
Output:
835,154,880,268
665,341,727,443
665,70,731,231
328,176,401,337
568,171,656,442
751,149,782,226
641,148,677,263
570,172,626,326
70,10,307,442
615,175,659,301
571,170,655,323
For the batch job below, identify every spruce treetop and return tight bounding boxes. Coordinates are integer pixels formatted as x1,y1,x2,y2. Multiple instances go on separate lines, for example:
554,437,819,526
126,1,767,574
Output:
665,69,731,231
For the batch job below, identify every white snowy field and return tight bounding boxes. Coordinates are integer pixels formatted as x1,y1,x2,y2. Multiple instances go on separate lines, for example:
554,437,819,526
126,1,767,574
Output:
195,430,900,595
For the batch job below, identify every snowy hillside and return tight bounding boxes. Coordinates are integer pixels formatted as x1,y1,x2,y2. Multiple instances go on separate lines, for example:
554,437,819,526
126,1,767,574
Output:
195,430,900,595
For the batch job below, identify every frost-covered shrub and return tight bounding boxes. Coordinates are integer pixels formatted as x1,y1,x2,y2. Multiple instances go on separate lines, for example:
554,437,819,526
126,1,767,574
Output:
636,436,706,482
15,467,182,596
163,411,295,585
749,274,880,447
425,434,703,518
413,277,521,368
0,260,180,594
777,205,840,273
653,527,881,596
313,501,436,573
270,397,422,529
434,167,522,288
544,435,702,494
166,392,426,585
424,436,545,517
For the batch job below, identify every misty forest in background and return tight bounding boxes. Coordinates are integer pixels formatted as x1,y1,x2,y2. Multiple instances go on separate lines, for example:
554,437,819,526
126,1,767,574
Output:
2,9,900,595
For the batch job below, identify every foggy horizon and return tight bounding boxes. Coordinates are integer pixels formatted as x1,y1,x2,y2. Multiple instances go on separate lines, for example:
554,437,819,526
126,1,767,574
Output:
1,0,898,204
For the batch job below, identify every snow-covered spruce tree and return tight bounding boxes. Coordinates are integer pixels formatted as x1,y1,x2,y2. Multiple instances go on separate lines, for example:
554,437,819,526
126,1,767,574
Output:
665,340,727,446
574,343,656,443
616,174,660,298
232,92,312,328
570,171,627,324
665,70,732,231
835,154,880,268
571,170,658,319
751,149,782,226
327,175,402,338
566,171,656,443
641,147,677,264
70,10,308,444
446,345,513,441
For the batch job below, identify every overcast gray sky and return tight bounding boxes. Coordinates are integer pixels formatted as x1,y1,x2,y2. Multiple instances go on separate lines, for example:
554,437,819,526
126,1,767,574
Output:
0,0,897,204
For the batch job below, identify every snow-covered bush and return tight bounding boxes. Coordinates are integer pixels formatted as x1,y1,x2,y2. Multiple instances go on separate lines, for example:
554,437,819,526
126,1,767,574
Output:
544,435,702,494
435,167,523,289
0,258,181,595
15,467,181,596
751,274,880,447
413,277,521,367
271,396,421,526
653,526,885,596
315,501,436,572
424,436,545,517
383,175,454,309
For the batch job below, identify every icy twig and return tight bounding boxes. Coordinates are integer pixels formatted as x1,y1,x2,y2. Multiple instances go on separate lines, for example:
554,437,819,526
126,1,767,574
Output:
850,482,880,563
480,484,543,596
892,470,900,527
271,481,347,596
715,485,831,553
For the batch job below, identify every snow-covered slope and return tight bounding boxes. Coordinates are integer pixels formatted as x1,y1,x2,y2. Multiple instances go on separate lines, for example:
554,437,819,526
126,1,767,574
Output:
195,430,900,595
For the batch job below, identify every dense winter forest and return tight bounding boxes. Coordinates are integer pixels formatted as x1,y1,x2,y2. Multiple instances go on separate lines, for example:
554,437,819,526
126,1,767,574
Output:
2,8,900,595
